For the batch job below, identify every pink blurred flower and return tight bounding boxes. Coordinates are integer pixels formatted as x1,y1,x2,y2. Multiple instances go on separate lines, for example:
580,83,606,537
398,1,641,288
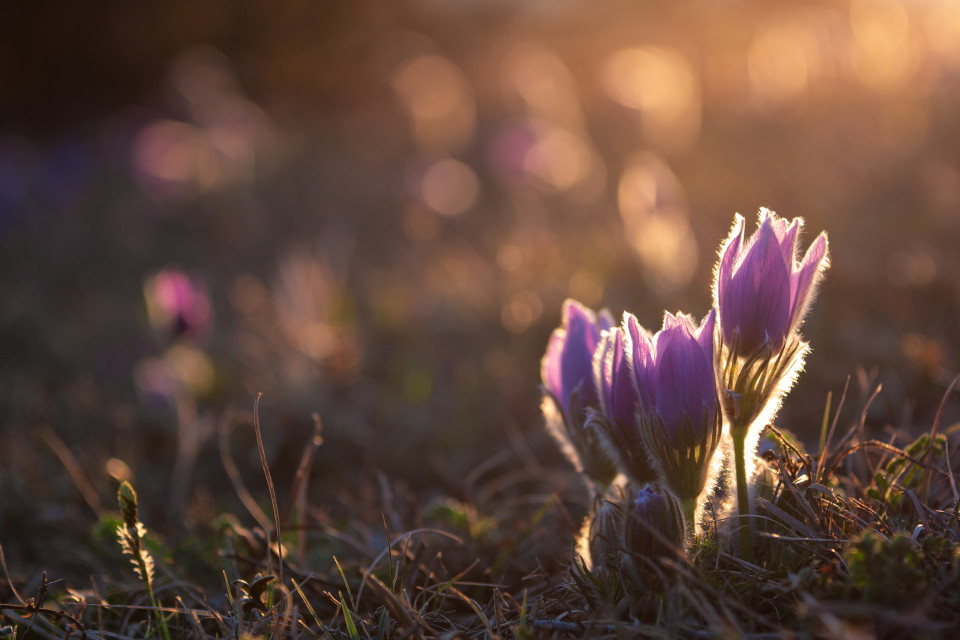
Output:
144,268,212,339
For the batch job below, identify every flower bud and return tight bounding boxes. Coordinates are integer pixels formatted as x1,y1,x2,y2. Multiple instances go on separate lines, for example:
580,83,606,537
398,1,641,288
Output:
626,310,722,504
622,483,685,564
713,209,829,435
541,299,618,487
585,493,626,574
715,208,828,357
589,326,657,484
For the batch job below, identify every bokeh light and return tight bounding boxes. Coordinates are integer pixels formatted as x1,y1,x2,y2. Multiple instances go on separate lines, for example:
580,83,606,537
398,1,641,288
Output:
5,0,960,581
617,152,698,293
600,46,701,152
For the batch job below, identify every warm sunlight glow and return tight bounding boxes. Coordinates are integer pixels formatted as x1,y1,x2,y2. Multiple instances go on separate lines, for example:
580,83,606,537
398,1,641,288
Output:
392,55,476,153
505,45,583,128
617,153,697,292
524,124,594,192
419,157,480,216
748,22,821,107
924,1,960,68
600,47,701,152
849,0,916,90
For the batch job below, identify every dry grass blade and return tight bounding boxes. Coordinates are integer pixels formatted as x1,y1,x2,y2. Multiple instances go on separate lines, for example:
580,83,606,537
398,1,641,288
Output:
40,425,105,517
922,374,960,502
361,570,437,638
252,394,283,587
218,410,272,532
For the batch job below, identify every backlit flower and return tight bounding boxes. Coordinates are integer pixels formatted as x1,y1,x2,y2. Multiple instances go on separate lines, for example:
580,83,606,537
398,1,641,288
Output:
541,299,618,487
542,299,614,417
590,326,657,484
625,310,721,503
622,483,685,564
715,208,828,356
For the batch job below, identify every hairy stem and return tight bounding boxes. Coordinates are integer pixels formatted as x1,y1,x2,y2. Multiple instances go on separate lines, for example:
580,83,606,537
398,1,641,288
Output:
732,427,755,564
681,497,698,540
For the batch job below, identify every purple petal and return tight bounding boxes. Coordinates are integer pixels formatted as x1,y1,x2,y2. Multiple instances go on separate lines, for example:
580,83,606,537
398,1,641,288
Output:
696,308,716,359
791,232,829,327
763,208,801,268
778,217,801,267
606,329,639,429
625,313,655,412
722,220,792,353
654,316,714,446
592,328,616,417
540,328,566,403
559,299,604,412
597,308,615,333
716,215,745,308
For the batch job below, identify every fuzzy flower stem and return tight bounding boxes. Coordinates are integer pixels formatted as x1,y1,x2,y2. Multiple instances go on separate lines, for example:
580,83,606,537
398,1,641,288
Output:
731,422,754,564
680,498,698,540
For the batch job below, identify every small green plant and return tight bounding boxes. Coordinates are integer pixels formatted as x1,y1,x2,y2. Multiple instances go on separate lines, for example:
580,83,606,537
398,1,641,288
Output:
116,481,170,640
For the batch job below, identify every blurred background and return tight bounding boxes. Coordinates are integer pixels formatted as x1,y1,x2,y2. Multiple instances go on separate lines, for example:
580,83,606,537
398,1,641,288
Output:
2,0,960,577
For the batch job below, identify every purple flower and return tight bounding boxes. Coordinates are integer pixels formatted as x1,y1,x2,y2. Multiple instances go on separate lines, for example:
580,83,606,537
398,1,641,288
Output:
541,300,618,487
594,326,637,432
624,309,721,501
541,299,614,418
626,309,718,450
622,483,685,562
592,326,657,484
715,209,829,355
144,268,213,339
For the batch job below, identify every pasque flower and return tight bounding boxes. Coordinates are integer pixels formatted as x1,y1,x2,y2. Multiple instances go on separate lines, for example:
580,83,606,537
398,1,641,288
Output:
541,299,619,488
716,208,828,356
578,482,684,589
589,326,657,485
622,483,685,565
713,208,829,563
625,310,722,519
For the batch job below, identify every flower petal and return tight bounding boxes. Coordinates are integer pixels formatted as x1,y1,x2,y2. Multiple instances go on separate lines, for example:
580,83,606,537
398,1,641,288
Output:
625,313,655,412
598,308,615,333
715,214,745,307
722,219,792,353
540,327,566,403
791,232,829,330
608,328,639,429
697,307,716,358
561,300,603,412
653,315,714,446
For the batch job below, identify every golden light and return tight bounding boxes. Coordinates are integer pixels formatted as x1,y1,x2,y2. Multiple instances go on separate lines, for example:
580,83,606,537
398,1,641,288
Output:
849,0,917,90
418,157,480,216
505,45,583,128
924,1,960,68
617,152,698,293
600,47,701,153
748,21,821,107
524,124,595,192
392,54,476,153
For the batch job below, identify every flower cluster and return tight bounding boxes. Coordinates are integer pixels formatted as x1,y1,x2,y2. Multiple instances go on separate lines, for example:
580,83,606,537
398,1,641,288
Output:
540,208,829,573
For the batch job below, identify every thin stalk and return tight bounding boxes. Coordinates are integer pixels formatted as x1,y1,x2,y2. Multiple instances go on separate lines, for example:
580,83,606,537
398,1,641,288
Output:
732,426,755,564
681,498,698,540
